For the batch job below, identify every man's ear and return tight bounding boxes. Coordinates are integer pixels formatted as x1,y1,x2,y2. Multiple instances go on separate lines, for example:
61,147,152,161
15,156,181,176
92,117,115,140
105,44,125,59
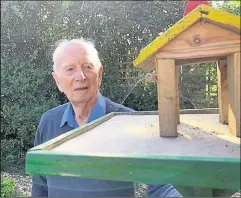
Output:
98,66,103,86
52,72,63,92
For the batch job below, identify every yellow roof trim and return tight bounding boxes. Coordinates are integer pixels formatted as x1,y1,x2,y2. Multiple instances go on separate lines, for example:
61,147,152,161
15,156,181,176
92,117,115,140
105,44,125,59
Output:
133,4,240,68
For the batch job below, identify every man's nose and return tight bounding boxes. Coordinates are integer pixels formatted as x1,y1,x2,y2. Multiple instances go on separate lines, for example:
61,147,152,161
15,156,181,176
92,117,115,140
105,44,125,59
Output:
75,69,86,81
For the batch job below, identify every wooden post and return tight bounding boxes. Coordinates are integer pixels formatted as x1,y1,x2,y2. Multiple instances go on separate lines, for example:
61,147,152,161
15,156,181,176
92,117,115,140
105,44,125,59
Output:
217,60,229,124
155,57,177,137
176,65,180,125
227,52,240,137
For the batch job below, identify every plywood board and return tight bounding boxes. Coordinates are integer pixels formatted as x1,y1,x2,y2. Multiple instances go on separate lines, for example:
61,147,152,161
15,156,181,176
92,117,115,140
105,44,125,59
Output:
52,114,240,158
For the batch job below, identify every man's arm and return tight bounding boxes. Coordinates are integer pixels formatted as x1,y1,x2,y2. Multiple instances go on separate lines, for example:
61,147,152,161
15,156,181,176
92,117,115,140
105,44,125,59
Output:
31,175,48,197
147,184,183,197
31,115,48,197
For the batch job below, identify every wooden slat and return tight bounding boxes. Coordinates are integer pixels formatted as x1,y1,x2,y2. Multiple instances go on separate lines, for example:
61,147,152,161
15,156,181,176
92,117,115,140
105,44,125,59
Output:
155,57,177,137
26,150,240,190
176,56,226,66
138,53,228,71
217,60,229,124
179,108,219,114
157,44,240,60
115,108,219,116
30,112,116,151
227,52,240,137
176,65,180,124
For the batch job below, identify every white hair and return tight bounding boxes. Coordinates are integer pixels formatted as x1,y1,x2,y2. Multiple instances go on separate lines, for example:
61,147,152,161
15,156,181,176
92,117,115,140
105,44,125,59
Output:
52,38,102,71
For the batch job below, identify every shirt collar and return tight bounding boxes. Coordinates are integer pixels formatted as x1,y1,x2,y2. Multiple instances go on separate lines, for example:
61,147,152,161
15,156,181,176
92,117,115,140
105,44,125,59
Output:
60,92,106,128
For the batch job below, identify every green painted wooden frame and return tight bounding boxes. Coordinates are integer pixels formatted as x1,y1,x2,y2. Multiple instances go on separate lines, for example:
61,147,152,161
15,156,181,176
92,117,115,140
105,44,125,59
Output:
26,109,240,190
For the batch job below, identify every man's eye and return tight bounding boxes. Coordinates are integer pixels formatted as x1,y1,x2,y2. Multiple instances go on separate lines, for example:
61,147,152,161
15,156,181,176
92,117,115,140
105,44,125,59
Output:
83,63,93,69
67,68,74,71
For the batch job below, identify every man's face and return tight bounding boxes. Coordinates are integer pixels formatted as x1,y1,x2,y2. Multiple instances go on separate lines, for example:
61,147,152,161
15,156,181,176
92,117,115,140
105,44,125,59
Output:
52,43,103,104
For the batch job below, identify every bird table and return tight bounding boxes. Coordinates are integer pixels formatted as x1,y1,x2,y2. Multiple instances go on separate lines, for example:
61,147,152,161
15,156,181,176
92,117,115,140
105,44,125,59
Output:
26,4,240,197
26,111,240,196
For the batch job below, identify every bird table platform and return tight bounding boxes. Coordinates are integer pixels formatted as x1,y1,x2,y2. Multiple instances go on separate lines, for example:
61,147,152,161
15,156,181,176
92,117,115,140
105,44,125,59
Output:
26,111,240,191
26,4,240,197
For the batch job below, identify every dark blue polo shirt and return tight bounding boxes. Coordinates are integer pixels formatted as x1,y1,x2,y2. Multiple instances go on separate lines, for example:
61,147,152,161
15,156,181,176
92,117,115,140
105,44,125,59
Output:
31,93,182,197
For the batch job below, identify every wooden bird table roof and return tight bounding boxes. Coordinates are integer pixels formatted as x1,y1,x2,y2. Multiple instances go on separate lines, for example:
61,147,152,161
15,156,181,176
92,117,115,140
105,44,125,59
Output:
133,4,240,71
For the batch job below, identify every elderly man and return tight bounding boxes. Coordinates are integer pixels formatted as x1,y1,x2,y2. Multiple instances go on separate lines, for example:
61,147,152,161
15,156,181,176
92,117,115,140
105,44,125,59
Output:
31,38,182,197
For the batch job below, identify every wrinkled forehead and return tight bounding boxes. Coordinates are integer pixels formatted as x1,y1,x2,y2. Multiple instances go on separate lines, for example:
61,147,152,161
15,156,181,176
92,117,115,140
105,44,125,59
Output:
63,43,89,56
55,43,92,69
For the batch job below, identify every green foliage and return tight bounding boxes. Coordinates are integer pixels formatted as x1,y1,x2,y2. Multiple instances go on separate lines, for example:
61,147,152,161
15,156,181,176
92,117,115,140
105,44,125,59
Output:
1,1,239,172
1,178,15,197
217,1,240,16
179,62,218,109
1,56,60,170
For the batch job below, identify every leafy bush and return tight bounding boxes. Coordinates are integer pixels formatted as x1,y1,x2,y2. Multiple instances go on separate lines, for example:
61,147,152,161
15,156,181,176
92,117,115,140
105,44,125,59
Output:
1,57,60,171
1,178,15,197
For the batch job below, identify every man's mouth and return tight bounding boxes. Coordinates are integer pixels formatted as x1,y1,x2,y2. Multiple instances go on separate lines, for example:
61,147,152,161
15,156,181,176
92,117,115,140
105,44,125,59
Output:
74,87,88,91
